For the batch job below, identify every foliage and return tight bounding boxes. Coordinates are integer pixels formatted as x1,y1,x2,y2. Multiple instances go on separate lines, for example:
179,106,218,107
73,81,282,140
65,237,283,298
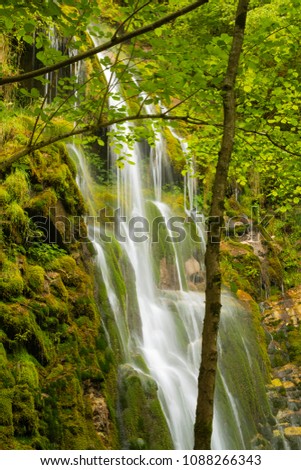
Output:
0,137,120,450
1,0,301,452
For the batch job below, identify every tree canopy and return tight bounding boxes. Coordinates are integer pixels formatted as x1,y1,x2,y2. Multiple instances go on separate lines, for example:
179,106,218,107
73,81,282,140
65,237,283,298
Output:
1,0,301,216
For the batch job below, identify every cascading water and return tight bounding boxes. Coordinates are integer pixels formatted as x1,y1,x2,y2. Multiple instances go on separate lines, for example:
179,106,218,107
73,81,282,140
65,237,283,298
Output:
68,44,282,450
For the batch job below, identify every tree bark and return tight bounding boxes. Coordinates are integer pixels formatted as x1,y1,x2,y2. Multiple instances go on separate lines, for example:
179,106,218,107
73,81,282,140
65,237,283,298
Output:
194,0,250,450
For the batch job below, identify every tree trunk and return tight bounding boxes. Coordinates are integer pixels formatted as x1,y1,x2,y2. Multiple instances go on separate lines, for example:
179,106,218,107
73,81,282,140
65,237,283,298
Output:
194,0,250,450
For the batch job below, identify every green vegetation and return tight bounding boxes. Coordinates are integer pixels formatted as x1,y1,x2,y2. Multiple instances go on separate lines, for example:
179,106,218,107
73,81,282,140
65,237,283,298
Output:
0,139,120,449
118,365,173,450
1,0,301,452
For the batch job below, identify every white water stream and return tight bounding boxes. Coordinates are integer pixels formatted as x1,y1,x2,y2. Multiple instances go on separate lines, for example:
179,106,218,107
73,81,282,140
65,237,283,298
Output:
68,44,277,450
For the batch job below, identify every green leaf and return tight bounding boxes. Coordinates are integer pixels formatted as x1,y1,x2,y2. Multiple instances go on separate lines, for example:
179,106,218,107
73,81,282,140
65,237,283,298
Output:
4,17,14,30
243,85,252,93
23,34,34,45
24,23,35,33
30,88,40,98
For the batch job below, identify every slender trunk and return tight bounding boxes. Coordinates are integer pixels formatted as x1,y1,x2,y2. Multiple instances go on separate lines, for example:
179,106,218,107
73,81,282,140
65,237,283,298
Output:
194,0,250,450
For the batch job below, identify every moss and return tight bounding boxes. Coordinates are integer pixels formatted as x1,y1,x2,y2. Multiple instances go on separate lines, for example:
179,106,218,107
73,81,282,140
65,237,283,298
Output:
28,189,58,217
26,265,45,294
0,364,15,389
0,391,13,426
217,292,272,448
164,127,185,174
49,275,69,302
0,186,10,205
47,255,83,287
119,251,141,339
4,170,29,205
43,371,104,450
12,385,39,437
287,325,301,365
145,200,179,285
44,163,69,188
224,196,242,217
73,296,97,320
14,352,40,389
119,365,173,450
0,303,50,365
267,255,283,288
1,135,119,449
61,149,77,178
220,242,262,300
0,260,24,300
5,201,29,241
44,294,69,323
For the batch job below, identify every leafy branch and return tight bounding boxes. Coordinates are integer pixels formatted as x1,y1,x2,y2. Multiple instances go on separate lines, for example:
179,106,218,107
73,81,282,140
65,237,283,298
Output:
0,0,208,86
0,111,210,172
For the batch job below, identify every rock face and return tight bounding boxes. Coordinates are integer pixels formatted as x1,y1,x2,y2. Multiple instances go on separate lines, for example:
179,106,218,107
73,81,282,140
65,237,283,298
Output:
158,256,205,291
159,258,181,290
263,287,301,449
0,144,118,450
184,257,205,285
86,383,110,437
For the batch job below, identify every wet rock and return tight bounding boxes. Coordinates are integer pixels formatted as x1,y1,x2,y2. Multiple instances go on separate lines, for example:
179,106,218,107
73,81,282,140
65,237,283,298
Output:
86,383,110,435
159,258,180,290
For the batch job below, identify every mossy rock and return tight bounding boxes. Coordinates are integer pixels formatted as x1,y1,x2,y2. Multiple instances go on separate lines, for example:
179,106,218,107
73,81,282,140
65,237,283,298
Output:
0,186,10,205
26,265,45,294
49,274,69,301
220,242,262,299
0,137,119,449
12,384,39,437
4,201,29,242
119,364,173,450
267,256,283,287
0,391,13,426
72,296,97,320
287,325,301,365
28,188,58,217
44,294,69,323
0,425,14,450
164,127,185,174
0,261,24,300
47,255,83,287
0,303,50,365
14,353,39,389
4,169,29,205
0,363,16,389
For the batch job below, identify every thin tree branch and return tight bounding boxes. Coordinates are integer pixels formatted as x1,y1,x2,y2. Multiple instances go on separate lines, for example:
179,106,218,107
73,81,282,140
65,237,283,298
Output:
2,110,300,173
28,93,48,147
0,113,210,172
0,0,208,86
264,133,301,158
236,127,301,157
112,0,153,40
162,87,206,115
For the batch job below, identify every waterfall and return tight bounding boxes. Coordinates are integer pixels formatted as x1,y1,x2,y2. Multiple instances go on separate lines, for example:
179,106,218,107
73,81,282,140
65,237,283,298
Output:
68,43,278,450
